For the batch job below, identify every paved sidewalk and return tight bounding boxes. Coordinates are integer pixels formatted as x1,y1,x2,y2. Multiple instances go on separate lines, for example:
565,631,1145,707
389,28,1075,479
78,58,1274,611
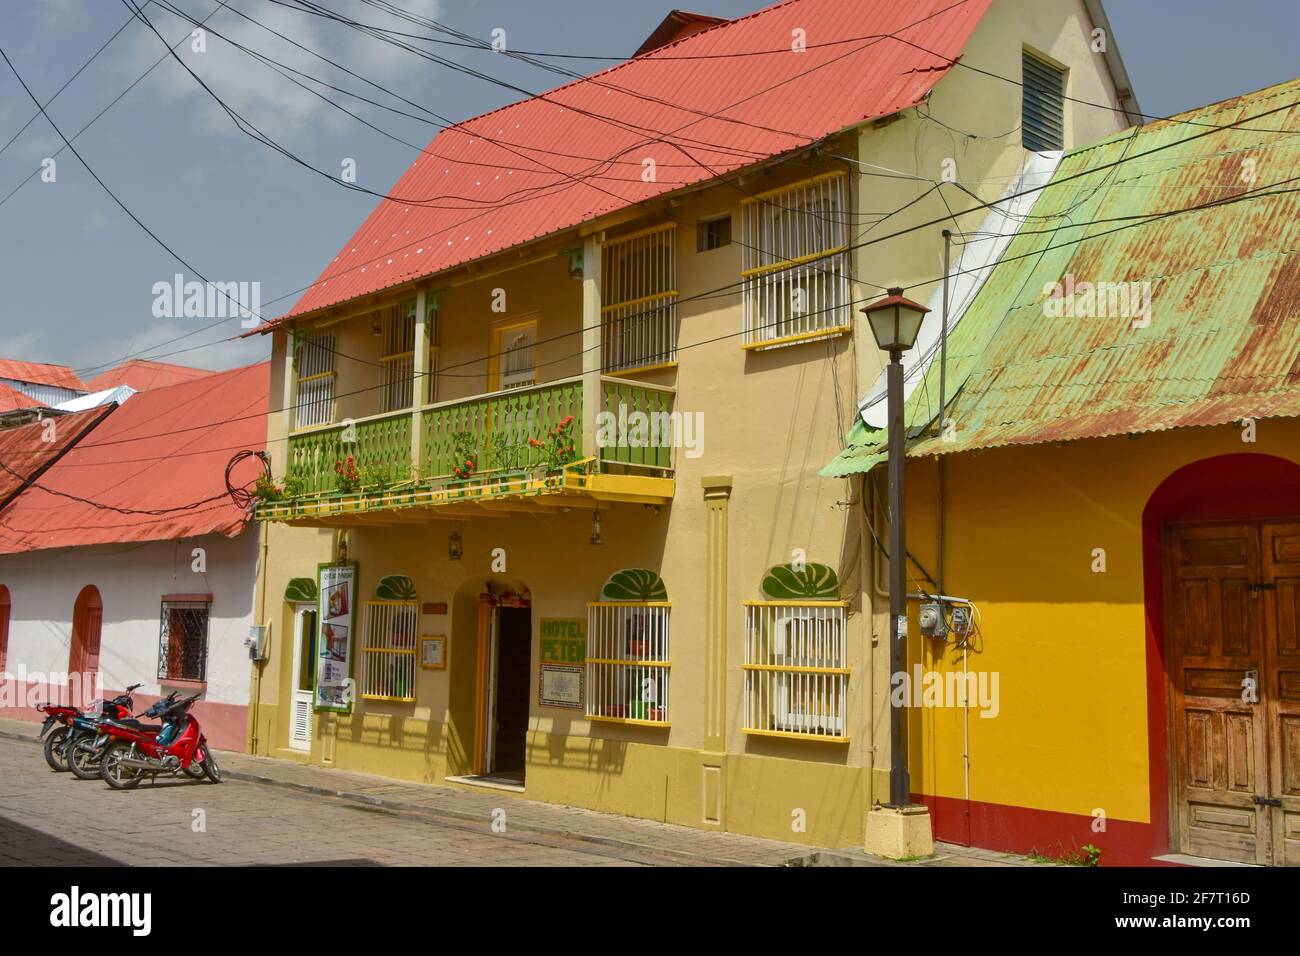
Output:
0,717,1036,867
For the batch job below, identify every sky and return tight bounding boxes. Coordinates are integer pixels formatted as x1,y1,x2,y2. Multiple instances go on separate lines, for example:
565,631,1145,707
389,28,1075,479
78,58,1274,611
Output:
0,0,1296,379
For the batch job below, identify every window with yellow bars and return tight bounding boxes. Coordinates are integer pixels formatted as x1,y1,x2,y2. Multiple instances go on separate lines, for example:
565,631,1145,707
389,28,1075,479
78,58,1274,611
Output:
376,300,416,413
743,601,849,740
585,602,670,725
740,172,850,349
361,600,418,702
294,331,336,429
601,223,677,373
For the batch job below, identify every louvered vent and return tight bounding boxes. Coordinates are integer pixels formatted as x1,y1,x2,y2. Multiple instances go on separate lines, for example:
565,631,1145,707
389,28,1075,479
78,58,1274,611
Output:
1023,51,1065,152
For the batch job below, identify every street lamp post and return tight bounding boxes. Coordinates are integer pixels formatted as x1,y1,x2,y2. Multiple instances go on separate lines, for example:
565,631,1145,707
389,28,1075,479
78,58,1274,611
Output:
862,288,929,809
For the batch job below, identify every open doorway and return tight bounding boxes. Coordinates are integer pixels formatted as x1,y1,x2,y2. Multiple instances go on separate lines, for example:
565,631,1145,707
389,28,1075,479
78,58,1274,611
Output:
487,606,531,783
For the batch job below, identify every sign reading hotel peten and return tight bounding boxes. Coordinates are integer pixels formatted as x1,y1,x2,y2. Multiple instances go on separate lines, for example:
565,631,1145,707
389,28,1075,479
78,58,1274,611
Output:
50,886,151,936
151,273,261,328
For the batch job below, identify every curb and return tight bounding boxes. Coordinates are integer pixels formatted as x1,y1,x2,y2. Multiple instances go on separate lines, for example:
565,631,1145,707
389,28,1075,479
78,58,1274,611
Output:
219,767,767,867
1,726,783,867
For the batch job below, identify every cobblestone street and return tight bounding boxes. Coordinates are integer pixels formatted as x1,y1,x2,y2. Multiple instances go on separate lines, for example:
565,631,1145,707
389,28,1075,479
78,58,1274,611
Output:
0,725,1038,867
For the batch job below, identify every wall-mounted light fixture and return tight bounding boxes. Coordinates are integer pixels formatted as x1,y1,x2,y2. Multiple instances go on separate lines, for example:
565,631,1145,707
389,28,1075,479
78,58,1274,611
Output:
590,511,603,545
448,530,463,560
370,313,383,336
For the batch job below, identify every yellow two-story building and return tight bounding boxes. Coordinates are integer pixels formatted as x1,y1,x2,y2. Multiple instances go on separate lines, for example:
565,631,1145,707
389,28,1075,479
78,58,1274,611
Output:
244,0,1133,848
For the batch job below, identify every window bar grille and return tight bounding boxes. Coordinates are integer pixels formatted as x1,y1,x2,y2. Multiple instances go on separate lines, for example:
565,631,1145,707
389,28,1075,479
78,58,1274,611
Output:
362,600,418,702
743,601,848,739
741,173,850,347
602,224,677,372
295,332,337,429
380,302,417,413
585,602,670,724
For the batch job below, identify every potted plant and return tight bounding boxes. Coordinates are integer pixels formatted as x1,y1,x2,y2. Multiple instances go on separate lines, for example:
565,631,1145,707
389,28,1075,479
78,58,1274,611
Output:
449,431,478,492
334,454,361,493
528,414,578,478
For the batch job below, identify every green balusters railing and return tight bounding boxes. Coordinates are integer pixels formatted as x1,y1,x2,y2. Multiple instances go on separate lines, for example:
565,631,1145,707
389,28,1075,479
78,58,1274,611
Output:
599,377,676,471
284,374,674,500
287,413,412,494
422,377,583,479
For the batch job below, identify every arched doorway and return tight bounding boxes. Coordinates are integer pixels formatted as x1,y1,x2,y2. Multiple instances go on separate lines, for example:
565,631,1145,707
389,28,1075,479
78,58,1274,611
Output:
1143,453,1300,866
68,585,103,705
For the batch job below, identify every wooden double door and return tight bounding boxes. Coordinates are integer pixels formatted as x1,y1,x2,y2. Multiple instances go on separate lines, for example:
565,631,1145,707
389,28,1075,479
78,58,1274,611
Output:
1166,520,1300,865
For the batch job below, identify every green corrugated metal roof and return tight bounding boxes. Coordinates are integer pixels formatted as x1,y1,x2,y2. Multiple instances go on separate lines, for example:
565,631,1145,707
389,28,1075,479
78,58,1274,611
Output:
823,78,1300,477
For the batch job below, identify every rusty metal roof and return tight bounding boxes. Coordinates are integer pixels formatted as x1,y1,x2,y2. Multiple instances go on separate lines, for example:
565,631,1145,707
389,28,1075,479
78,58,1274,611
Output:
824,77,1300,477
275,0,992,324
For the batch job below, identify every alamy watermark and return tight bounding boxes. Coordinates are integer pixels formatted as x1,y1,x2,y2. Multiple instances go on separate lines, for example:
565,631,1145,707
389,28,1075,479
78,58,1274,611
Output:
890,664,1000,718
151,273,261,327
1043,272,1152,329
595,403,705,459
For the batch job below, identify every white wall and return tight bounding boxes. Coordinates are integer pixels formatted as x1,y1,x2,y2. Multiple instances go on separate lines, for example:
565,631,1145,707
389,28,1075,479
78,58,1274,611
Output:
0,530,257,705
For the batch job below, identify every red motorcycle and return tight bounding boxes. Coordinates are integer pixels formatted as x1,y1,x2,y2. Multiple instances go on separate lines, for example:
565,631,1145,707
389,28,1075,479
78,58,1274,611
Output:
97,692,222,789
36,701,82,772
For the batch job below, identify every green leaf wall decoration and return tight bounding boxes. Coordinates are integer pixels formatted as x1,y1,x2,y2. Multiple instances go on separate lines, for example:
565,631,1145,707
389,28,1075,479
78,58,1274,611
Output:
285,577,318,603
376,575,418,601
761,563,839,600
601,568,668,601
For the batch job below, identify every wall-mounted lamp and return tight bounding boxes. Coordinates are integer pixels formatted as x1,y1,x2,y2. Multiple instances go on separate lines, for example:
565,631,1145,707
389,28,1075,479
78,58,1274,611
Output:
590,511,603,546
448,530,463,560
370,313,383,336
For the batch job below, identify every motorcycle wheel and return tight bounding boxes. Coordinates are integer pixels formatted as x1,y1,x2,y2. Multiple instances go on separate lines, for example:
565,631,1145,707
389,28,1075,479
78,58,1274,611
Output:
42,727,70,772
200,745,222,784
100,740,144,790
183,756,206,779
69,736,103,780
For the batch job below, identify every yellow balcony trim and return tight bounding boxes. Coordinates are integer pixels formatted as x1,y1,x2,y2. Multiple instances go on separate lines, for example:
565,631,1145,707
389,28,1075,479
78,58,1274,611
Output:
741,245,848,278
584,658,671,668
380,350,415,361
364,600,420,608
603,361,677,379
296,370,336,384
601,290,679,314
606,221,677,244
741,169,846,203
360,693,417,703
741,325,851,351
743,599,850,608
585,715,671,728
587,601,672,608
742,663,850,676
742,728,850,743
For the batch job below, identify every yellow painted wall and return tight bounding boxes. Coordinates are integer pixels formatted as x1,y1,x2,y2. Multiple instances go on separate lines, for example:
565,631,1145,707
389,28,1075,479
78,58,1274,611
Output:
250,0,1131,849
897,419,1300,826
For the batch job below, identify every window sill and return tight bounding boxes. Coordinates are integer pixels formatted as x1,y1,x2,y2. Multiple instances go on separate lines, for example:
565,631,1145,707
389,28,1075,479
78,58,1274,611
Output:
743,728,850,743
604,361,678,379
742,325,852,351
159,677,208,691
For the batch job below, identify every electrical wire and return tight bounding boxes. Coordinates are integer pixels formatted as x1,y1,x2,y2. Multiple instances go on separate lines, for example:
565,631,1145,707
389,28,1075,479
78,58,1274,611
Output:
13,165,1300,482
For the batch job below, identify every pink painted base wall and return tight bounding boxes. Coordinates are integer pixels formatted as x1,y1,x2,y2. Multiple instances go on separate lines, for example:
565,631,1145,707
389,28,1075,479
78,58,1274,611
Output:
2,679,247,752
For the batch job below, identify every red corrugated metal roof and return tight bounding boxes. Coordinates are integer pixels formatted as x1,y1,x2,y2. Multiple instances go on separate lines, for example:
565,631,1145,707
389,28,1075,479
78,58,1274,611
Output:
0,383,42,413
278,0,991,323
86,359,217,393
0,362,270,553
0,408,110,507
0,359,87,392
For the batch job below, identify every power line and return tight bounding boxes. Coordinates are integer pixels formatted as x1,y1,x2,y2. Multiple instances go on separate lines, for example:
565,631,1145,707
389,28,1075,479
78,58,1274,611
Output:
11,165,1300,478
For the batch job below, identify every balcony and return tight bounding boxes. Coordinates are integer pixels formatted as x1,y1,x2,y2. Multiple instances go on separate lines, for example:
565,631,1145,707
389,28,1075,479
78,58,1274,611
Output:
256,375,676,524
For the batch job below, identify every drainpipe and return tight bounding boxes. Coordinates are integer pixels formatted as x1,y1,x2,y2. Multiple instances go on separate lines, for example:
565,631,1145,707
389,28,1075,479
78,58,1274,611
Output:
249,520,270,755
939,230,971,821
937,230,950,596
